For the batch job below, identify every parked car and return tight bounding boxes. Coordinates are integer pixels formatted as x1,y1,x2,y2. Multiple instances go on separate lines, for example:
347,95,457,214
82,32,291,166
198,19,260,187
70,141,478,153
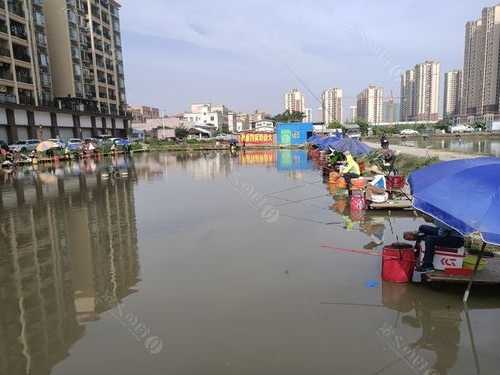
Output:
0,140,9,152
66,138,83,152
450,125,474,134
48,138,66,148
400,129,420,136
9,139,40,153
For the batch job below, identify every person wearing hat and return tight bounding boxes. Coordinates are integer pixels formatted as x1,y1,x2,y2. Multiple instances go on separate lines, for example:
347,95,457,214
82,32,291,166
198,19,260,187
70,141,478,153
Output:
340,151,360,188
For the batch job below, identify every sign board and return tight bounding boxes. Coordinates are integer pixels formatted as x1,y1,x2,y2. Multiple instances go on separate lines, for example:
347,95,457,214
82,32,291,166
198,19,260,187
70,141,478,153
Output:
239,132,274,145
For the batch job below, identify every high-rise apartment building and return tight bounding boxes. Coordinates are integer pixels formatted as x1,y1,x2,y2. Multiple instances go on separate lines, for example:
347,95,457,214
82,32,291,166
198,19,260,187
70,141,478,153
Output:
356,86,384,125
321,88,342,124
0,0,53,106
285,88,305,114
383,95,400,123
304,107,312,122
462,5,500,118
443,70,462,119
415,61,440,121
129,105,160,123
44,0,127,115
400,61,440,122
348,105,357,123
400,69,416,121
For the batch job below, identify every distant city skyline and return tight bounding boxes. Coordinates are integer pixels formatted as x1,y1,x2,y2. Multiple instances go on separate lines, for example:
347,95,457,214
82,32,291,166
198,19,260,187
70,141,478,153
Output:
121,1,496,116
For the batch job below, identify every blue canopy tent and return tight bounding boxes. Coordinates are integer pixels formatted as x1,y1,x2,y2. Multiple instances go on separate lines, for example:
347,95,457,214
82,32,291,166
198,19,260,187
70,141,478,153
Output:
327,138,373,156
408,157,500,302
307,135,323,145
316,136,341,150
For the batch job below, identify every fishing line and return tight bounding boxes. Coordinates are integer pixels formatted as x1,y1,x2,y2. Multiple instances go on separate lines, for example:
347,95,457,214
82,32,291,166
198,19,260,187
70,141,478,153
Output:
263,179,324,197
281,213,343,226
275,193,330,207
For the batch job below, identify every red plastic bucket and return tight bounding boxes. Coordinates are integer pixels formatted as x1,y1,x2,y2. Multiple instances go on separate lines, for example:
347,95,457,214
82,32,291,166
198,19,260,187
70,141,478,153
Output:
387,175,406,190
350,192,366,211
382,243,415,283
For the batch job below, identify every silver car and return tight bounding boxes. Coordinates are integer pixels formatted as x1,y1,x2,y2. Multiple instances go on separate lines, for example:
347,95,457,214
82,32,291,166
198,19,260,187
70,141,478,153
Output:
8,139,40,153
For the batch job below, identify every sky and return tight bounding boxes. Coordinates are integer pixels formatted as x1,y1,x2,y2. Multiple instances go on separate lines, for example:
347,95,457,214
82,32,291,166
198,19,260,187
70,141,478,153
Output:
120,0,496,119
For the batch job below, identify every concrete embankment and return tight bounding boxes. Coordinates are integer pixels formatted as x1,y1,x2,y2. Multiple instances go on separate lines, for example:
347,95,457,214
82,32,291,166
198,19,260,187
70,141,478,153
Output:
364,141,482,161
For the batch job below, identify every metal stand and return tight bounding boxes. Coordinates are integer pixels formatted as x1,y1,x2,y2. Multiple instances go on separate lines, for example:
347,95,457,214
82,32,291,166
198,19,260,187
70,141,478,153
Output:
463,242,487,303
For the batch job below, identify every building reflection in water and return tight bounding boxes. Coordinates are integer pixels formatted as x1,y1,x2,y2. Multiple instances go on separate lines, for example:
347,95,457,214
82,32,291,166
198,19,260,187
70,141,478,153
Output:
0,156,140,375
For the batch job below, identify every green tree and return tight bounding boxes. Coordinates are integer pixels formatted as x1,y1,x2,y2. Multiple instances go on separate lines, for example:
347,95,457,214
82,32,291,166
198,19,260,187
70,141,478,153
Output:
327,121,343,129
435,119,451,132
473,119,486,131
175,126,189,139
273,110,305,123
355,119,369,136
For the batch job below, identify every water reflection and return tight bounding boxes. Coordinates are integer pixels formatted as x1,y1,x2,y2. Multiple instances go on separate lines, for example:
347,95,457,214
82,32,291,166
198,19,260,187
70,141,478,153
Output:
395,137,500,157
0,156,139,375
1,151,499,375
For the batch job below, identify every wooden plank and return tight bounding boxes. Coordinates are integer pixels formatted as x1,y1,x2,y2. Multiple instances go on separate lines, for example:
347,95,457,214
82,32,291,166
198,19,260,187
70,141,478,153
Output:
425,257,500,285
369,200,413,210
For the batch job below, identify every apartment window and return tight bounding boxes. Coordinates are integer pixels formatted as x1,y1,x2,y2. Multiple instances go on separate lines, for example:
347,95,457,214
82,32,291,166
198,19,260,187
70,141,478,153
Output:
34,11,45,26
7,0,25,18
36,32,47,46
39,53,49,67
0,17,7,34
10,20,27,39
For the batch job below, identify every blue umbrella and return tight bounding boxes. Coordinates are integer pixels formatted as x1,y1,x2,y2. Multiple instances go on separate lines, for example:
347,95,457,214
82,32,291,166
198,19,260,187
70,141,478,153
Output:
327,138,373,156
408,157,500,302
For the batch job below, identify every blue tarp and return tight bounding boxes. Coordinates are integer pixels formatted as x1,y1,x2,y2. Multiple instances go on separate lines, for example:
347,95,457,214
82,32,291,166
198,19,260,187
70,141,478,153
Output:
326,138,372,156
408,157,500,245
317,136,342,150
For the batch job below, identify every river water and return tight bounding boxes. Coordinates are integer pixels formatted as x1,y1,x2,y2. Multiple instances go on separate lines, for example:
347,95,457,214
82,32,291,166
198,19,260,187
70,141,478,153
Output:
0,150,499,375
392,136,500,157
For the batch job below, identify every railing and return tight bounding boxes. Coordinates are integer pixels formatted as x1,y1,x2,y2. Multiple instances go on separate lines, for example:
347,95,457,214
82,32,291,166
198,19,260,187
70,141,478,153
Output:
0,93,17,104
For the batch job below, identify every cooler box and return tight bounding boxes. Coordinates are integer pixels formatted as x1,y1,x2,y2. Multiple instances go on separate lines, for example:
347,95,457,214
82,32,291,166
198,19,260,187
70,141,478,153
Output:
419,246,465,271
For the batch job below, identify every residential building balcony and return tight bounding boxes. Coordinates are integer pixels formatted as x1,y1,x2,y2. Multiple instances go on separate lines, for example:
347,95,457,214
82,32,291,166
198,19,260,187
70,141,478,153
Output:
10,21,27,39
18,89,35,105
7,0,25,18
0,93,17,104
0,20,8,34
13,48,30,62
0,46,10,57
16,71,32,84
0,69,13,81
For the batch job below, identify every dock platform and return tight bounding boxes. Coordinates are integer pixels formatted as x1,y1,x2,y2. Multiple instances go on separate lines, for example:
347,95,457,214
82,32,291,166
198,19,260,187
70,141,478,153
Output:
369,200,413,210
424,257,500,285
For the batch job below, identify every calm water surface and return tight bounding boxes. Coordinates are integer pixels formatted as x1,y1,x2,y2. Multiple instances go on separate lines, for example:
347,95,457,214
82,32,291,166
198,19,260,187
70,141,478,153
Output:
393,137,500,157
0,150,499,375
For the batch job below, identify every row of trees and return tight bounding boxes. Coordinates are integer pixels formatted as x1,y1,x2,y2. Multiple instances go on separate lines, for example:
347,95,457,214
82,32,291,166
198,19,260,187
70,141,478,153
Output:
272,110,306,123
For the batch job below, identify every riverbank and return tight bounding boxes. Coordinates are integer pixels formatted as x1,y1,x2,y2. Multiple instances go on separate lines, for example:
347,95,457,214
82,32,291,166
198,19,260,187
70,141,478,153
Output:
364,141,483,161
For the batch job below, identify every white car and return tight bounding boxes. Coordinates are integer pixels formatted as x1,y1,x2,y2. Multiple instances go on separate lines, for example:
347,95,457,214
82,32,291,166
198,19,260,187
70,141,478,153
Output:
450,125,474,134
400,129,420,136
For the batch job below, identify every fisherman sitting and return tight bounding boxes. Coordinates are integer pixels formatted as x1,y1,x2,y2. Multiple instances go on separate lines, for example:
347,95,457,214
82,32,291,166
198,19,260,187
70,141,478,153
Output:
340,151,360,188
416,216,464,273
